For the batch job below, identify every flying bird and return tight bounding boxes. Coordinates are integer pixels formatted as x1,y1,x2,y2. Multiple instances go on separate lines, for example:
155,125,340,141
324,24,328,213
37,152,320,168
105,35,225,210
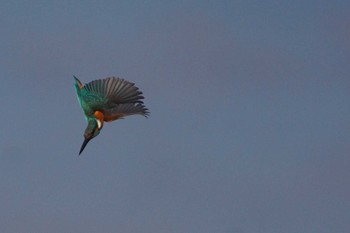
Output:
74,76,149,155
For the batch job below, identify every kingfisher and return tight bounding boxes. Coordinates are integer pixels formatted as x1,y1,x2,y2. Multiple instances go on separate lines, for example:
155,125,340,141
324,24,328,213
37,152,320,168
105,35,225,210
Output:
74,76,149,155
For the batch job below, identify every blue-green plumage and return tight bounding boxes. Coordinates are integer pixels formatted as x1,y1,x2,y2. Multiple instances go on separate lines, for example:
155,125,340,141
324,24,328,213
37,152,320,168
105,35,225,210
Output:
74,75,149,155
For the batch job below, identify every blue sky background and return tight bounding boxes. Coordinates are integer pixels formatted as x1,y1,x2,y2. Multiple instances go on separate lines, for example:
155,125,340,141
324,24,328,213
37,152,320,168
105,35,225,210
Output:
1,1,349,232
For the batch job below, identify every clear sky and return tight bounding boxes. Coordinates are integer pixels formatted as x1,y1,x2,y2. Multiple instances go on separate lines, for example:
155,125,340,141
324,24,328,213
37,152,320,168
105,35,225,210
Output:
1,1,349,232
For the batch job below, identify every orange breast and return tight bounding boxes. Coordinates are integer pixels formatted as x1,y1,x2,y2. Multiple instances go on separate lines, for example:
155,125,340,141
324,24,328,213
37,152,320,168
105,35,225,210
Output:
104,113,124,122
94,110,123,122
93,111,105,122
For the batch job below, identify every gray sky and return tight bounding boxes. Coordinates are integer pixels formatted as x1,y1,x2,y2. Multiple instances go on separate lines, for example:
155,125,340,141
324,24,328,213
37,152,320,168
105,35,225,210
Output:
1,1,349,233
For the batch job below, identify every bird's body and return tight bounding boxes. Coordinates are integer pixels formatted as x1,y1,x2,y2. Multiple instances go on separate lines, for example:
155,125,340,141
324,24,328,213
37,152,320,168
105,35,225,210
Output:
74,76,149,154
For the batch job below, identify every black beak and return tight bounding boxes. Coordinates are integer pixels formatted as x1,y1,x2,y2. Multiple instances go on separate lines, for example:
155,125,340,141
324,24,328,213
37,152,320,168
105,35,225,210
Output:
79,137,91,155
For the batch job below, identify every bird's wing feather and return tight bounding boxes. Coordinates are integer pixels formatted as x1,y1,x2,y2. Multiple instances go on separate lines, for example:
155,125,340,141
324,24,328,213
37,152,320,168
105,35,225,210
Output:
84,77,145,104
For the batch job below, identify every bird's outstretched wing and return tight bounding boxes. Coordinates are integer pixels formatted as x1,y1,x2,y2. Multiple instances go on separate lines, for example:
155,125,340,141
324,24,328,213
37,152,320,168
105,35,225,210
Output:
81,77,148,117
84,77,145,104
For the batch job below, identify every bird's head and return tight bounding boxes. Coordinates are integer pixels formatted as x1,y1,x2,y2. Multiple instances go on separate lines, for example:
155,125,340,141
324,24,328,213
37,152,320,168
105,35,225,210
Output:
79,117,104,155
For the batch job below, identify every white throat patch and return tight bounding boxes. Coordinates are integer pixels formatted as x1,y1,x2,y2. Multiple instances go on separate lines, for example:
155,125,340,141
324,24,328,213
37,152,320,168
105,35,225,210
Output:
96,119,102,129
